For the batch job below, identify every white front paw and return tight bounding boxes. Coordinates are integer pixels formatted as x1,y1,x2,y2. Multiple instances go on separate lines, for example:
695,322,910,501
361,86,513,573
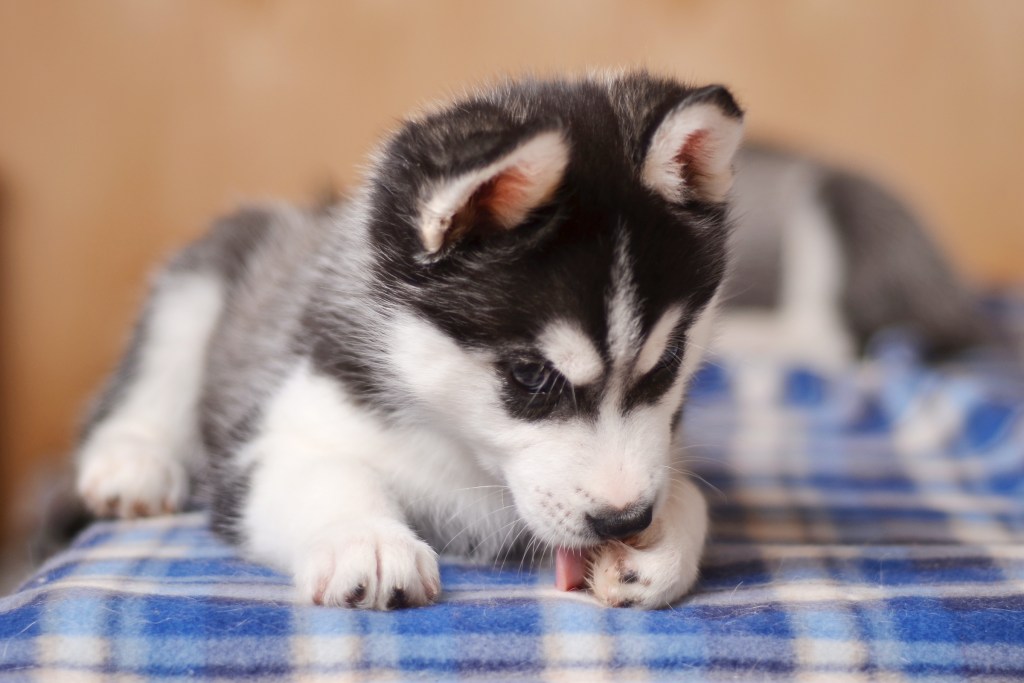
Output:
296,520,441,610
588,525,703,608
76,430,187,518
588,482,708,609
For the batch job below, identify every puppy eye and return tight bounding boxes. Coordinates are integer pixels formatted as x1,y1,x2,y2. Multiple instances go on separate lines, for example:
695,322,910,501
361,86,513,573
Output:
510,360,560,394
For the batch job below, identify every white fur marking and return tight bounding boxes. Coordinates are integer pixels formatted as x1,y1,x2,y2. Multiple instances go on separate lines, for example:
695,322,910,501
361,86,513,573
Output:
77,273,224,516
606,231,641,363
539,320,604,386
635,306,684,377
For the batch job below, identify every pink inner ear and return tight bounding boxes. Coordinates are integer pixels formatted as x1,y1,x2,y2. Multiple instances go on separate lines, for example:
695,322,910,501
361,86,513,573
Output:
673,129,711,188
475,167,532,228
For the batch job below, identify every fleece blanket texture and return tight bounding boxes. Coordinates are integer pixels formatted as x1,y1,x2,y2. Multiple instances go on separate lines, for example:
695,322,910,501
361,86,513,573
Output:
2,301,1023,681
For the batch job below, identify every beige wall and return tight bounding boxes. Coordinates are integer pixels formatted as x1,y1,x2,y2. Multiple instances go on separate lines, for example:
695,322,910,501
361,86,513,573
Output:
1,0,1022,541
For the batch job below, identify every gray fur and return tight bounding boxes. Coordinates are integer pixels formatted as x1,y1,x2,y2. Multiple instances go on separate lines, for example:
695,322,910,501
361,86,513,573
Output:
80,208,275,444
190,204,331,535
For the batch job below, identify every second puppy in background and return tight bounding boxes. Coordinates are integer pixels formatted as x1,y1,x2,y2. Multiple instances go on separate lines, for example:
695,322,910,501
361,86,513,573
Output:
719,144,993,378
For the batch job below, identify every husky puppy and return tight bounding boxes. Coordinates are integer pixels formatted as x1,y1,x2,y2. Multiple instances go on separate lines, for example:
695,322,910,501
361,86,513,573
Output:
75,72,744,610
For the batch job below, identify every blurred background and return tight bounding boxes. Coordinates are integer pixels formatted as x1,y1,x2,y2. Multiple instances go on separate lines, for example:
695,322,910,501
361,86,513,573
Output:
1,0,1022,587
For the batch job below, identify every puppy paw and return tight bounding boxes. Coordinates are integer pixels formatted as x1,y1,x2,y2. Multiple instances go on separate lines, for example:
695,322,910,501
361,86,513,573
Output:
588,482,708,609
76,430,188,518
296,520,440,610
587,525,700,608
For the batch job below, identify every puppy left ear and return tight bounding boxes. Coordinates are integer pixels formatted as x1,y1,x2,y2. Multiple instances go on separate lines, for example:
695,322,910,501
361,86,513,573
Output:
418,130,570,255
642,85,744,204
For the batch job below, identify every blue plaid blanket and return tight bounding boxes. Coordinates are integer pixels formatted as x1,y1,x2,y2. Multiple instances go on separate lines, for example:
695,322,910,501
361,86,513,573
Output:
3,315,1023,681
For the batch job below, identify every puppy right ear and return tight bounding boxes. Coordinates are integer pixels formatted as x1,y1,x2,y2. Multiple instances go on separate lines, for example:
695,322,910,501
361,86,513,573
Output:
641,85,744,205
416,130,570,255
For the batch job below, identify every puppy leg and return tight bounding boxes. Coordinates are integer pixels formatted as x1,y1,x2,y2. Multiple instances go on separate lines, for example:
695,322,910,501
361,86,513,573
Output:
236,363,441,610
588,476,708,609
76,271,223,518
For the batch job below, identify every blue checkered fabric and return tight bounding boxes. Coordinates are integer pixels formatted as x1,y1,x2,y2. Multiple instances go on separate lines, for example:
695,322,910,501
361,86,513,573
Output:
3,309,1023,681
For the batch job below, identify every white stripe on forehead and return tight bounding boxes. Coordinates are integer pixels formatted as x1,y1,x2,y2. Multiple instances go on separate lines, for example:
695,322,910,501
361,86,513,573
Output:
539,320,604,386
634,305,684,377
606,230,642,363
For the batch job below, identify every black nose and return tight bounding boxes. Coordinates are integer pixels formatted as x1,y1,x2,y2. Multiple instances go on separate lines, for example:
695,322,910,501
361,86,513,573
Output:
586,503,654,540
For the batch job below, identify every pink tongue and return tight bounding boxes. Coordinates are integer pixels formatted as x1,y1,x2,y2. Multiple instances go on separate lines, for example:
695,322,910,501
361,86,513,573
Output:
555,547,587,591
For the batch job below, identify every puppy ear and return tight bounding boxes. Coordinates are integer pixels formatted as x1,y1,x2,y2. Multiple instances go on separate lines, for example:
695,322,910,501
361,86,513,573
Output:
418,130,569,254
642,85,744,204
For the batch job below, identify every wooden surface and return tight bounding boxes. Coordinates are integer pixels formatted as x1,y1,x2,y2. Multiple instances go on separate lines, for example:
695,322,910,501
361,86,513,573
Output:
1,0,1022,543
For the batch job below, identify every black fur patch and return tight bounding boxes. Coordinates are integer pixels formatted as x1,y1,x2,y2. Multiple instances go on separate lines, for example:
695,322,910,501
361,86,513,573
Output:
335,74,736,422
386,588,409,610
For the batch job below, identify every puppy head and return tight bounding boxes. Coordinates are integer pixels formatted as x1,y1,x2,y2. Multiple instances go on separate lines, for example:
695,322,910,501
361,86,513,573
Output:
368,73,743,550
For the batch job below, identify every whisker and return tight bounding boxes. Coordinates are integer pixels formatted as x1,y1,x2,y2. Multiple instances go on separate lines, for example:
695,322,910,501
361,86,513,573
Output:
518,536,537,576
439,504,517,555
498,523,531,572
467,510,522,558
662,465,727,501
443,487,509,525
490,518,525,567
